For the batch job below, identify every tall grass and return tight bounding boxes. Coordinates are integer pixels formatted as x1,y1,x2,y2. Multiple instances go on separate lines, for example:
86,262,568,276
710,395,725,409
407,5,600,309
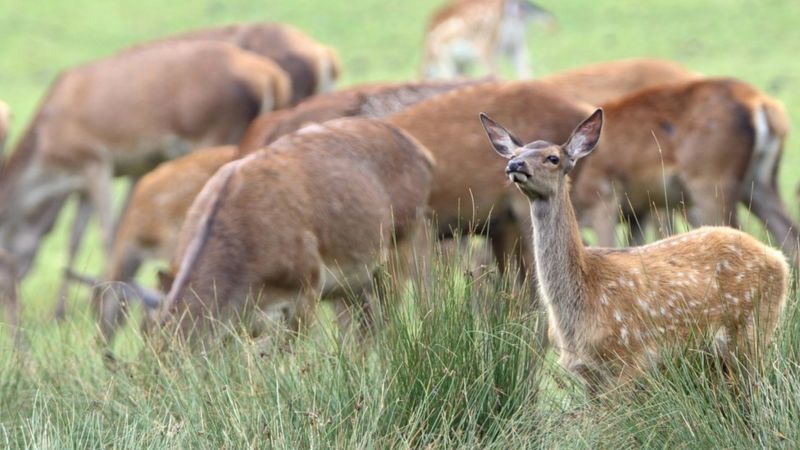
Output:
1,237,796,448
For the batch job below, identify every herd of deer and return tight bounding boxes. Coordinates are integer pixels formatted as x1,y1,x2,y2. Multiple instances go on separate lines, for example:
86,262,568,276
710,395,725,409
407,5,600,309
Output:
0,0,795,396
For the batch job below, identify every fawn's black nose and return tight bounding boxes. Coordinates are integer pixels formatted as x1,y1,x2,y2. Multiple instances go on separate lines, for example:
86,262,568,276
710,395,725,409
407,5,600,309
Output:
506,160,526,174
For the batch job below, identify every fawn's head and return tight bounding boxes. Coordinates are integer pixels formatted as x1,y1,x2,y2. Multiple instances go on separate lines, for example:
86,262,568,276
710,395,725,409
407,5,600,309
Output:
479,109,603,199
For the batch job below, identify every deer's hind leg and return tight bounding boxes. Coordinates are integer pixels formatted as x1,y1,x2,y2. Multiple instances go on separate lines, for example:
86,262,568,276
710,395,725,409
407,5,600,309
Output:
684,177,742,229
54,193,93,320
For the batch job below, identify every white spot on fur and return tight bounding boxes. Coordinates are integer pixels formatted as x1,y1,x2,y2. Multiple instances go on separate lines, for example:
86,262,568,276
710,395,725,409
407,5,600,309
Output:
724,293,739,304
620,327,629,344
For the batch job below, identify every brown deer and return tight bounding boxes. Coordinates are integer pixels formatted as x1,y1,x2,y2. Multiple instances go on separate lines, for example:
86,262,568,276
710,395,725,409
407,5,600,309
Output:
571,78,799,265
0,101,9,154
139,22,341,104
157,118,434,341
421,0,556,79
0,41,292,319
387,80,596,278
481,109,788,395
81,79,480,345
238,78,489,153
538,58,700,105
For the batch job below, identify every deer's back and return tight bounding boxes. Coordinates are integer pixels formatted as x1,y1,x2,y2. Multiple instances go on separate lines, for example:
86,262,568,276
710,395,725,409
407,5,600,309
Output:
539,58,700,105
32,42,275,175
579,226,787,369
238,78,489,154
133,22,337,103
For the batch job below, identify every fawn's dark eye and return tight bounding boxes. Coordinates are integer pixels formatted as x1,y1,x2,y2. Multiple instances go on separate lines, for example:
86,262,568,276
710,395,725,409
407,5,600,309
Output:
546,155,560,165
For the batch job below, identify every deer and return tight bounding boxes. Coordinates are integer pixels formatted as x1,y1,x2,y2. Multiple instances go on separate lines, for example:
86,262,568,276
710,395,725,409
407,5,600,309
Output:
136,22,341,104
387,80,596,281
0,41,292,320
70,79,481,345
481,109,789,396
421,0,556,79
0,101,9,154
569,78,799,266
154,118,433,343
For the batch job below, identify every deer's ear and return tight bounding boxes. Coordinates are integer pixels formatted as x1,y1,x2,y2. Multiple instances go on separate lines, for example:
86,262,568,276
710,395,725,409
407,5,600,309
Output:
564,108,603,164
479,113,523,159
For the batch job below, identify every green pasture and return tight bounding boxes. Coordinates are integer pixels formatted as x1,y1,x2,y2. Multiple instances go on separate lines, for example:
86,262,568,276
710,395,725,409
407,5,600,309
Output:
1,0,800,447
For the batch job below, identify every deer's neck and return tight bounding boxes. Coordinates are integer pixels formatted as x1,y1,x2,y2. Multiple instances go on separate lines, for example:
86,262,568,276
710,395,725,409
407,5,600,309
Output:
529,181,588,348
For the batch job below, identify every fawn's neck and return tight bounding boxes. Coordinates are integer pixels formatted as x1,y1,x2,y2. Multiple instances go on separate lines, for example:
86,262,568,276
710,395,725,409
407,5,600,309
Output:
529,181,588,347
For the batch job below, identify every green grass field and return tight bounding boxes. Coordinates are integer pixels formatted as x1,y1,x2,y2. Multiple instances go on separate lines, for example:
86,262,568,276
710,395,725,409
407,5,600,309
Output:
2,0,800,447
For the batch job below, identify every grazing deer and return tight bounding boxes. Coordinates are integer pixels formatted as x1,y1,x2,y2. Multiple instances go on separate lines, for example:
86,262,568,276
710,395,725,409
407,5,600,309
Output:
421,0,555,79
83,79,480,345
157,118,434,341
142,22,340,104
571,78,799,265
538,58,700,105
0,41,292,319
239,78,488,153
0,101,9,154
481,109,788,395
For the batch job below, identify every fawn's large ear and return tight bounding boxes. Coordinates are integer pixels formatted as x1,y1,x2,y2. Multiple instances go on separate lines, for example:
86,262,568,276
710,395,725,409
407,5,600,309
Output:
564,109,603,166
479,113,523,159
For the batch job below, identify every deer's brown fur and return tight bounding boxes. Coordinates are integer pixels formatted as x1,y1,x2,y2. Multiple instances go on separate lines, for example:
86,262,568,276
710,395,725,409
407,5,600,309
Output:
136,22,340,104
482,110,788,395
539,58,700,105
159,118,434,340
0,41,292,317
572,78,798,265
239,78,488,153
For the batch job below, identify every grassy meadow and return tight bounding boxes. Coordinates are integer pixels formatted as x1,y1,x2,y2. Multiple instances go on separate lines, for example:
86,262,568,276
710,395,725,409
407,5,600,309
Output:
2,0,800,447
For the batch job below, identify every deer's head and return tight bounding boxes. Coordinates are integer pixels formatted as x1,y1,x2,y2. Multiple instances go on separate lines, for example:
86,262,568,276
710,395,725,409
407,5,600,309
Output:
480,109,603,199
